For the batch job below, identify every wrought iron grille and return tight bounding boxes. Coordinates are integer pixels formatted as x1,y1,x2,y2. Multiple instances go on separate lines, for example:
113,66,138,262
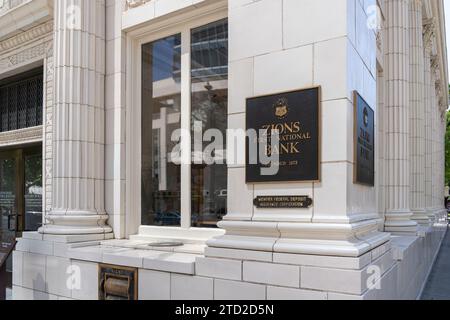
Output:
0,73,43,132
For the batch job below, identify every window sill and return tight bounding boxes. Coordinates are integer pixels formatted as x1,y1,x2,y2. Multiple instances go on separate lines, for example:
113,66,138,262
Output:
129,225,225,245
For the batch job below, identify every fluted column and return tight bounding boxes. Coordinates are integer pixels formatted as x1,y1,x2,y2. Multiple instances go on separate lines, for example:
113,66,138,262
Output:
39,0,112,236
423,22,434,222
409,0,428,225
430,65,439,214
384,0,418,234
431,87,438,210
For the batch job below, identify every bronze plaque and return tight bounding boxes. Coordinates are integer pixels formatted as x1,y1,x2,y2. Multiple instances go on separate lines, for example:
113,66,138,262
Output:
253,196,313,209
354,91,375,186
99,264,138,300
246,87,321,183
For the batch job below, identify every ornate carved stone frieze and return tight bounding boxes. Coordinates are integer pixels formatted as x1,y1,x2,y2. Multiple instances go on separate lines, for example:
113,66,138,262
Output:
430,54,439,75
423,18,436,52
0,0,26,16
0,20,53,53
0,39,53,69
376,30,382,51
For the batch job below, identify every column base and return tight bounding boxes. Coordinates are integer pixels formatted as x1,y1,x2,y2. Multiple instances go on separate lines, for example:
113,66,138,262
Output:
426,208,437,224
207,220,390,258
411,209,432,226
39,211,113,236
384,210,418,235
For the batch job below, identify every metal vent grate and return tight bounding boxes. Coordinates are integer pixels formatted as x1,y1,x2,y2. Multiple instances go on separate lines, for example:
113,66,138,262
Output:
0,74,43,133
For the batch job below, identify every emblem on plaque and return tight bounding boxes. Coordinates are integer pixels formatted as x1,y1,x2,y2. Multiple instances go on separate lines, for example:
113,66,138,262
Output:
274,98,289,119
363,107,369,127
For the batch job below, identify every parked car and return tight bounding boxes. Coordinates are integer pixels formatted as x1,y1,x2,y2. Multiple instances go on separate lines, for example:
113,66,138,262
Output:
154,211,181,226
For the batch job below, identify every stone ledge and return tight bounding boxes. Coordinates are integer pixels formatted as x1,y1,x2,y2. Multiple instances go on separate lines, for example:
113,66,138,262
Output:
391,236,419,261
16,235,201,276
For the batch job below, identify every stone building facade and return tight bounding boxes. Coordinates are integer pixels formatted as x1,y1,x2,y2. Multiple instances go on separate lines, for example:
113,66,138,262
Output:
0,0,447,300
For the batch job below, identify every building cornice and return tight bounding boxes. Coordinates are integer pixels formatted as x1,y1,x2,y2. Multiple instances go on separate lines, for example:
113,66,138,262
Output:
0,19,53,54
0,0,53,42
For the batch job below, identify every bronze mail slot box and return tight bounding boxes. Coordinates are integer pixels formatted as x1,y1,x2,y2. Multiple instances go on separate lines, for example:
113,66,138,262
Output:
99,264,138,300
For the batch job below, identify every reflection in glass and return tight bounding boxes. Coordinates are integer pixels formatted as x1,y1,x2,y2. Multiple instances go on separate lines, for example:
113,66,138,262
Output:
24,153,42,232
0,158,16,280
191,19,228,228
0,158,16,246
142,34,182,226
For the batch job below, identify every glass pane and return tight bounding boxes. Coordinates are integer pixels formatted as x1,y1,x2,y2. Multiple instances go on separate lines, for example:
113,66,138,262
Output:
0,158,16,252
191,19,228,228
24,153,43,232
142,34,182,226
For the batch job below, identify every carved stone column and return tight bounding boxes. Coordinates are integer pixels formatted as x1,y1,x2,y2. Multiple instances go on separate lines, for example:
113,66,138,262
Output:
39,0,112,236
409,0,428,225
430,55,440,215
423,20,435,222
384,0,418,234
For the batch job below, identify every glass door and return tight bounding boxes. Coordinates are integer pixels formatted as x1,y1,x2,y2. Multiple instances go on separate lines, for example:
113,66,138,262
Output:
24,151,43,232
0,145,42,293
0,154,18,255
0,151,19,294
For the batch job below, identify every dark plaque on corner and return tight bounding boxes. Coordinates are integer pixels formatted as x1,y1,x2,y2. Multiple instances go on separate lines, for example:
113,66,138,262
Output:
254,196,313,209
246,87,321,183
354,91,375,186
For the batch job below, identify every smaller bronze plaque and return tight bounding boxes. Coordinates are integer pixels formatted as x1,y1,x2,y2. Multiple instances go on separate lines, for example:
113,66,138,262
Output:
99,264,138,300
253,196,313,209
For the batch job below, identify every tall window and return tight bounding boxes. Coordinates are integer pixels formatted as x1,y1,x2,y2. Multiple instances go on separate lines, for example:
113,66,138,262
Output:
142,34,182,226
141,19,228,228
0,68,43,132
191,20,228,228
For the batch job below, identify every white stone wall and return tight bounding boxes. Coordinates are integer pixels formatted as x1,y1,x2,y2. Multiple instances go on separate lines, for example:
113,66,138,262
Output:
105,0,127,238
209,0,388,260
11,223,446,300
347,0,378,217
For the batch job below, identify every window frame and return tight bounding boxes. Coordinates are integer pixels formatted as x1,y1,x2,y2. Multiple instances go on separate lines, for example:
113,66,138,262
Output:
126,7,228,237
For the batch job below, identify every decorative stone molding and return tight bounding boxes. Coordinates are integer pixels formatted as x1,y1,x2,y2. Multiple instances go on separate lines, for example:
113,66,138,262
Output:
126,0,151,10
0,20,53,53
423,18,435,51
430,54,439,70
0,0,52,42
376,31,382,51
0,39,53,69
0,0,26,16
0,125,43,147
